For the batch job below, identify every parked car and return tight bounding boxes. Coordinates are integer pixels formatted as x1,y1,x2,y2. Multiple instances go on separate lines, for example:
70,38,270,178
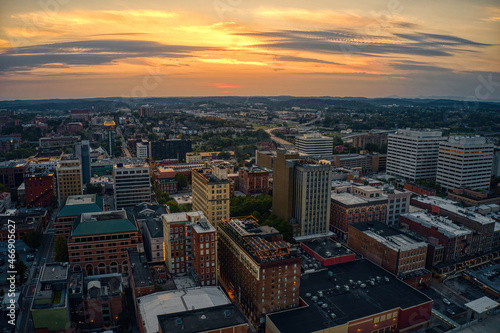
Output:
447,308,455,316
443,298,451,305
27,254,35,261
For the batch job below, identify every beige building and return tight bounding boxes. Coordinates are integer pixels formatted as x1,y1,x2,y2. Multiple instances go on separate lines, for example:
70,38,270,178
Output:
192,167,231,227
186,152,203,164
56,158,83,203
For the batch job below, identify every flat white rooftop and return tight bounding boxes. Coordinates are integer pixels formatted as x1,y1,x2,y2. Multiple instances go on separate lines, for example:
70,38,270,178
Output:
464,296,499,314
138,286,231,333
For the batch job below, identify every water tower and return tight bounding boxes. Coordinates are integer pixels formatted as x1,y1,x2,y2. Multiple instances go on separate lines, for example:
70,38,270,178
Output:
103,120,116,156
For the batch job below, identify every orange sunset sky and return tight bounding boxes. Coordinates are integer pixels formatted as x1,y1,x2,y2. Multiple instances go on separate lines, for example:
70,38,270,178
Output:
0,0,499,100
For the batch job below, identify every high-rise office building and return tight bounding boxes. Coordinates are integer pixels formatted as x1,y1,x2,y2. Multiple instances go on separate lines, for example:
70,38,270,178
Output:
150,139,192,162
387,128,446,181
136,139,151,159
217,217,301,326
292,160,332,238
437,136,494,191
296,133,334,156
192,167,231,227
56,158,83,203
113,163,151,209
74,140,91,184
272,151,332,239
272,150,299,221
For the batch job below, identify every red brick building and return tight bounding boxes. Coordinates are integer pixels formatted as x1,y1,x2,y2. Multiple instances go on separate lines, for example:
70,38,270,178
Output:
330,186,388,240
128,248,155,299
162,211,217,286
70,109,90,122
152,166,179,194
218,217,301,327
404,182,436,197
68,210,141,276
25,173,55,207
238,167,269,195
55,194,104,241
84,274,123,329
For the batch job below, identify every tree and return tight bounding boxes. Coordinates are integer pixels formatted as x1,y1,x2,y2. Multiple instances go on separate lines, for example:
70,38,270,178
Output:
86,183,103,195
55,236,69,262
175,173,188,189
15,253,27,283
22,231,43,249
148,133,159,141
217,152,231,160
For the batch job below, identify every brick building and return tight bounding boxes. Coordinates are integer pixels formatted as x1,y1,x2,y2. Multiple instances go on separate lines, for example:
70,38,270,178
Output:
266,260,433,333
348,221,430,288
162,211,217,286
330,186,388,240
84,273,123,329
24,173,55,207
68,210,141,276
70,109,90,121
152,166,179,194
400,211,472,268
218,216,301,326
128,248,155,298
0,134,21,152
0,160,26,188
352,132,388,150
238,167,269,195
404,182,436,197
55,194,104,241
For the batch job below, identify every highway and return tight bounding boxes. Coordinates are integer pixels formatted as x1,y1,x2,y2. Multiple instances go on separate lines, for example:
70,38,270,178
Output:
265,113,323,151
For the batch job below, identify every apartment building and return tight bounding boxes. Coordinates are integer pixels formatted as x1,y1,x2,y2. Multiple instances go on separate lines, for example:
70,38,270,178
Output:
56,158,83,203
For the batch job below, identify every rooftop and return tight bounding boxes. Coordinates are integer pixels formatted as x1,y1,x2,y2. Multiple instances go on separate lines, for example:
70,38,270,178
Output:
146,219,163,238
464,296,499,314
58,194,104,217
301,238,354,260
351,222,428,252
331,192,386,206
401,211,472,238
40,262,69,282
128,248,154,288
267,259,432,333
191,217,216,234
138,286,231,333
72,210,138,236
84,273,123,298
157,304,247,333
413,196,495,226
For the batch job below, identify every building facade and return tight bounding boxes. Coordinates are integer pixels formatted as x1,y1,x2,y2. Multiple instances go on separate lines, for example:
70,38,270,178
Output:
55,194,104,241
292,160,332,238
151,139,192,162
352,132,388,150
56,159,83,203
68,210,141,276
218,217,301,326
296,133,334,156
113,163,151,209
436,136,494,191
137,139,151,159
387,128,446,181
162,211,217,286
238,167,269,195
192,167,231,227
74,140,91,185
24,173,55,207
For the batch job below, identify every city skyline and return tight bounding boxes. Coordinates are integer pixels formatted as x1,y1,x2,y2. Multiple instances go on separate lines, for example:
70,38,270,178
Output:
0,1,499,100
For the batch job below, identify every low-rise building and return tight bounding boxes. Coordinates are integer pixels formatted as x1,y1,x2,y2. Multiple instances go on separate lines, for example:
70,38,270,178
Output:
128,248,155,298
83,273,123,328
238,167,269,195
265,259,433,333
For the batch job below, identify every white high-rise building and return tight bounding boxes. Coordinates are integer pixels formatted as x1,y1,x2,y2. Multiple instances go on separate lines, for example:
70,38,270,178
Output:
296,133,334,156
387,128,447,181
136,140,151,159
113,163,151,209
437,136,494,191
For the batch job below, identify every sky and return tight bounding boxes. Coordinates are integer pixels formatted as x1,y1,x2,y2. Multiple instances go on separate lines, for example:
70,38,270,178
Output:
0,0,499,100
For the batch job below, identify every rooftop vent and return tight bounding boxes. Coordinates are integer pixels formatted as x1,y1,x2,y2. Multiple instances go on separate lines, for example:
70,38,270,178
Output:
224,309,232,317
201,315,207,320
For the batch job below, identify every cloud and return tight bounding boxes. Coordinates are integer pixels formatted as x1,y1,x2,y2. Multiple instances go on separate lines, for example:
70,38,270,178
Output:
0,39,215,72
273,55,343,65
236,29,491,58
389,60,451,72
